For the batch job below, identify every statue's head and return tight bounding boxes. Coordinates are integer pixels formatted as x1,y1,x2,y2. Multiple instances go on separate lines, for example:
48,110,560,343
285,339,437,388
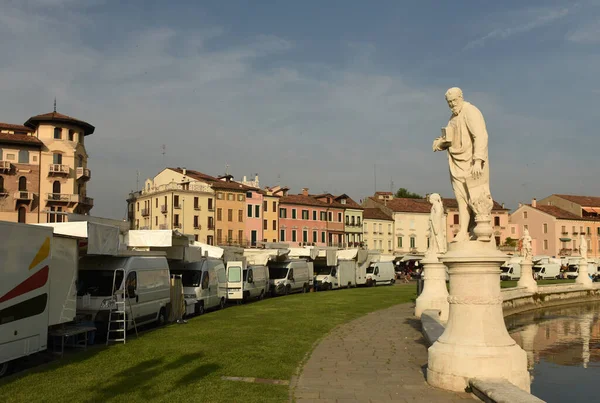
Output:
445,87,464,116
523,227,529,236
428,193,442,205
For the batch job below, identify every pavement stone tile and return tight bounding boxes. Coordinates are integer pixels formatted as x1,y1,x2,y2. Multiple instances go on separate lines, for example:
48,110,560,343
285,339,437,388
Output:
291,302,473,403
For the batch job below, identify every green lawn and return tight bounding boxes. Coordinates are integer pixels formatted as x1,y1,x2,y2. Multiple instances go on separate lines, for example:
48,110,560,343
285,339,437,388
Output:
0,285,415,403
500,279,575,288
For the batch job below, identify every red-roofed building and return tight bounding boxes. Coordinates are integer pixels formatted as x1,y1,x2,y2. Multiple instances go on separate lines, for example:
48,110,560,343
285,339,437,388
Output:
363,208,394,253
510,197,600,258
1,109,95,224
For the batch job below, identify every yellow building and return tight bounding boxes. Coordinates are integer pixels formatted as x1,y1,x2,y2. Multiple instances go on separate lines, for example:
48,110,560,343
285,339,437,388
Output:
362,208,395,253
127,168,216,244
263,187,283,243
0,111,94,224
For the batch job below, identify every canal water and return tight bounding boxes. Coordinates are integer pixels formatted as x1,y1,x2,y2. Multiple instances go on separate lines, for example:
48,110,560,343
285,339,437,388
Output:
507,302,600,403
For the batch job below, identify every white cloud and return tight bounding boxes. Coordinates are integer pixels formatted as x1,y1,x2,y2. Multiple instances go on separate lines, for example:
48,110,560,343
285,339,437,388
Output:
464,7,571,50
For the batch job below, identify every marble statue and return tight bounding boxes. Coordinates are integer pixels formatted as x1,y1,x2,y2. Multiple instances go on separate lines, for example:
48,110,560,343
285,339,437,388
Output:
433,87,494,242
520,228,533,260
579,233,588,260
427,193,447,257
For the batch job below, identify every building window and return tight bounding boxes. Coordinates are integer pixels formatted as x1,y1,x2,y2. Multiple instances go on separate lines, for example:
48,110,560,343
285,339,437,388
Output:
226,229,233,242
237,209,242,222
207,236,213,245
238,230,244,243
302,210,309,220
320,212,327,221
155,216,158,226
303,230,308,243
597,227,600,236
543,223,548,234
54,127,61,139
338,212,342,222
18,150,29,164
174,214,180,227
217,192,223,200
321,231,326,243
194,234,199,242
18,206,26,223
226,193,233,201
227,209,233,222
248,205,253,218
194,197,199,209
388,240,392,251
194,216,199,228
312,211,317,220
255,205,260,218
280,229,285,242
0,176,3,192
279,208,287,218
573,239,577,250
328,212,332,221
263,200,267,211
292,209,297,219
544,239,548,250
312,231,317,243
246,191,252,198
52,180,60,195
292,230,297,242
494,216,500,226
208,216,214,229
453,214,459,225
68,130,74,141
238,194,244,201
561,225,566,233
398,237,402,248
32,155,37,162
524,225,528,231
18,176,27,191
410,237,416,249
272,220,277,230
587,227,591,235
523,211,528,219
208,198,214,210
174,195,180,208
217,208,222,221
263,219,268,230
217,229,222,243
137,202,139,212
53,153,63,165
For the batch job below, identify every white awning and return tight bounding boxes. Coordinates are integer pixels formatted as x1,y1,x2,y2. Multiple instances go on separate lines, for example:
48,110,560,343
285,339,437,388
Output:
36,221,120,255
337,249,359,260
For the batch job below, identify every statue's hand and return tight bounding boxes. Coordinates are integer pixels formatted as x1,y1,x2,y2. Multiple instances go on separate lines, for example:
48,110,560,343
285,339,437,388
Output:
432,137,444,152
471,159,484,179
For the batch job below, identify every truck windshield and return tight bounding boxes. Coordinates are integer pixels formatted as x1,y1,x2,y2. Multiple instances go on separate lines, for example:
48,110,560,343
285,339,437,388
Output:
77,270,123,297
567,265,578,272
500,267,510,273
533,266,543,273
366,266,375,274
170,270,201,287
314,266,332,275
268,266,289,279
228,266,242,282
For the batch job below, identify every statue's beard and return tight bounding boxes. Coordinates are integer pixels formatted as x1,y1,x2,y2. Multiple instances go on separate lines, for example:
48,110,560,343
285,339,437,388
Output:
451,105,462,115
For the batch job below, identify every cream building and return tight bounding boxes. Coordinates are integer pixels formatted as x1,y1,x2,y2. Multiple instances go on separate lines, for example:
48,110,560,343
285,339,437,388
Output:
127,168,216,244
0,111,94,224
363,208,394,253
335,194,364,247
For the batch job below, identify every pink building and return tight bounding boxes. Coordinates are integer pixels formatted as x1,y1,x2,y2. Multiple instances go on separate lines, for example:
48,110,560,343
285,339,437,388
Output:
277,188,345,247
443,198,511,246
244,188,264,246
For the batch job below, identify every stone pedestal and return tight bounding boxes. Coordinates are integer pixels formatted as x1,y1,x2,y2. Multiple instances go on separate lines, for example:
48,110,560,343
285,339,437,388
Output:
517,258,537,293
576,258,593,288
415,257,449,322
427,240,530,392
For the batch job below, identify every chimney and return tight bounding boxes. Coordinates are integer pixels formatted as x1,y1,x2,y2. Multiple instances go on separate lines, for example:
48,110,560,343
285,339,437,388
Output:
501,203,505,209
518,202,523,208
302,188,309,196
182,168,186,175
532,198,537,208
243,175,247,183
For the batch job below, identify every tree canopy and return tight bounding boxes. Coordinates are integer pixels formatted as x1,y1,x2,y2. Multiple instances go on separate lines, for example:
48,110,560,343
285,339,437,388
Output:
395,188,423,199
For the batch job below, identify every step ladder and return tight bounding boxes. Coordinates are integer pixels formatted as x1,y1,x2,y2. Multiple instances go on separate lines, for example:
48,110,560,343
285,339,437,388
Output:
106,269,138,345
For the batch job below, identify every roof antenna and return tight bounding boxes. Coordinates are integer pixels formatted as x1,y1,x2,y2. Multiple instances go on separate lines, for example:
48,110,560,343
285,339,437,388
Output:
53,97,57,113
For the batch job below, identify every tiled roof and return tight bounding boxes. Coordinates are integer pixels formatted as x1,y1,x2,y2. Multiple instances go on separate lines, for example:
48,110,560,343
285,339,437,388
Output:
280,194,340,208
369,197,430,213
553,194,600,208
0,122,34,133
170,167,251,191
334,194,363,209
531,205,592,221
25,111,95,135
363,208,393,221
442,198,508,211
375,191,393,196
0,132,43,147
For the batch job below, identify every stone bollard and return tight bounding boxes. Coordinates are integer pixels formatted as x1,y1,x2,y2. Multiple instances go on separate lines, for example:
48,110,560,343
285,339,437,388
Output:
427,240,530,393
517,258,537,293
576,258,593,288
415,256,449,322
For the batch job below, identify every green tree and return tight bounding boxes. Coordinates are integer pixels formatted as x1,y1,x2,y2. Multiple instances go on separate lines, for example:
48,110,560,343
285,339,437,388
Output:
503,237,517,247
394,188,423,199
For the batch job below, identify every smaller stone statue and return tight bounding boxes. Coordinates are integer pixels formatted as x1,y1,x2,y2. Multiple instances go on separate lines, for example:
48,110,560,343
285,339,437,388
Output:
520,228,532,261
579,233,588,260
426,193,447,258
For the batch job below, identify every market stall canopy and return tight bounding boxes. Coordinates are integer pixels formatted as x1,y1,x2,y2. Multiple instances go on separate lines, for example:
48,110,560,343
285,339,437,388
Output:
127,230,173,247
36,221,120,255
337,249,359,261
191,241,224,259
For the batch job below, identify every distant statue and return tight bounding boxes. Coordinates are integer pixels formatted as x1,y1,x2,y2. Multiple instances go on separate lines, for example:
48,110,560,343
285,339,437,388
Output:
579,233,588,260
520,228,532,260
426,193,447,257
433,87,494,242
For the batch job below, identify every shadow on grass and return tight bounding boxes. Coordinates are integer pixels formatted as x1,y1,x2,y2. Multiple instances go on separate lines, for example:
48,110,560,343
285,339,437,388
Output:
84,352,220,402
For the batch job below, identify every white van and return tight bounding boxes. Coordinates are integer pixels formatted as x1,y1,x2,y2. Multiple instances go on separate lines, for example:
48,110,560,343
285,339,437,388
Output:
268,260,313,296
76,252,171,331
500,257,522,281
532,257,562,280
226,262,269,302
314,261,357,290
168,258,227,315
366,261,396,286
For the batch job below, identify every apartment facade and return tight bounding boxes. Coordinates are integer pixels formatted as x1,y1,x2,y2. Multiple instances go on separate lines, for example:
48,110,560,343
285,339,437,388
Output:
510,198,600,258
262,187,282,243
212,175,250,246
311,192,346,246
335,194,364,247
0,111,94,224
244,188,264,246
363,208,394,253
127,168,216,244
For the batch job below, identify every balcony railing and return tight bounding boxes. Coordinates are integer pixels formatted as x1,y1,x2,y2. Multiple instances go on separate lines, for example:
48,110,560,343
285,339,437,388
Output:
207,225,215,230
46,193,74,203
0,161,11,171
159,224,169,230
76,167,91,181
49,164,70,175
133,181,214,197
141,208,150,217
174,204,181,209
14,191,34,201
0,189,7,197
173,223,182,229
79,196,93,207
194,205,201,211
160,205,167,213
561,231,568,235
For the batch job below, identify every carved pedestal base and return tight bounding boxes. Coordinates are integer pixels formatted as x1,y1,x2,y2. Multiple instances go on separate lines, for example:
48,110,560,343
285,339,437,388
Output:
427,241,530,393
576,258,593,288
415,257,449,322
517,258,537,293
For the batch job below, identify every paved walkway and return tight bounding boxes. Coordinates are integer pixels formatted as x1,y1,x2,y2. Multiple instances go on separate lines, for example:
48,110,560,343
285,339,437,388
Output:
291,303,475,403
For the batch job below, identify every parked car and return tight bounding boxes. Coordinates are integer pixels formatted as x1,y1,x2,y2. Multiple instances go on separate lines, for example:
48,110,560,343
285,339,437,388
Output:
268,260,313,296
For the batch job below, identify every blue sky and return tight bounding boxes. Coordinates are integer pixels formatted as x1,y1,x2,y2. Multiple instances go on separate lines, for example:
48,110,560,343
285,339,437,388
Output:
1,0,599,218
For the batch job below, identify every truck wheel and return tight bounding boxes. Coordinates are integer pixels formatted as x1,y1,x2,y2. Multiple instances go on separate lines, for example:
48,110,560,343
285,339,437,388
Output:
0,361,10,378
372,280,377,287
219,298,226,310
157,308,166,327
285,285,291,295
195,302,205,316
